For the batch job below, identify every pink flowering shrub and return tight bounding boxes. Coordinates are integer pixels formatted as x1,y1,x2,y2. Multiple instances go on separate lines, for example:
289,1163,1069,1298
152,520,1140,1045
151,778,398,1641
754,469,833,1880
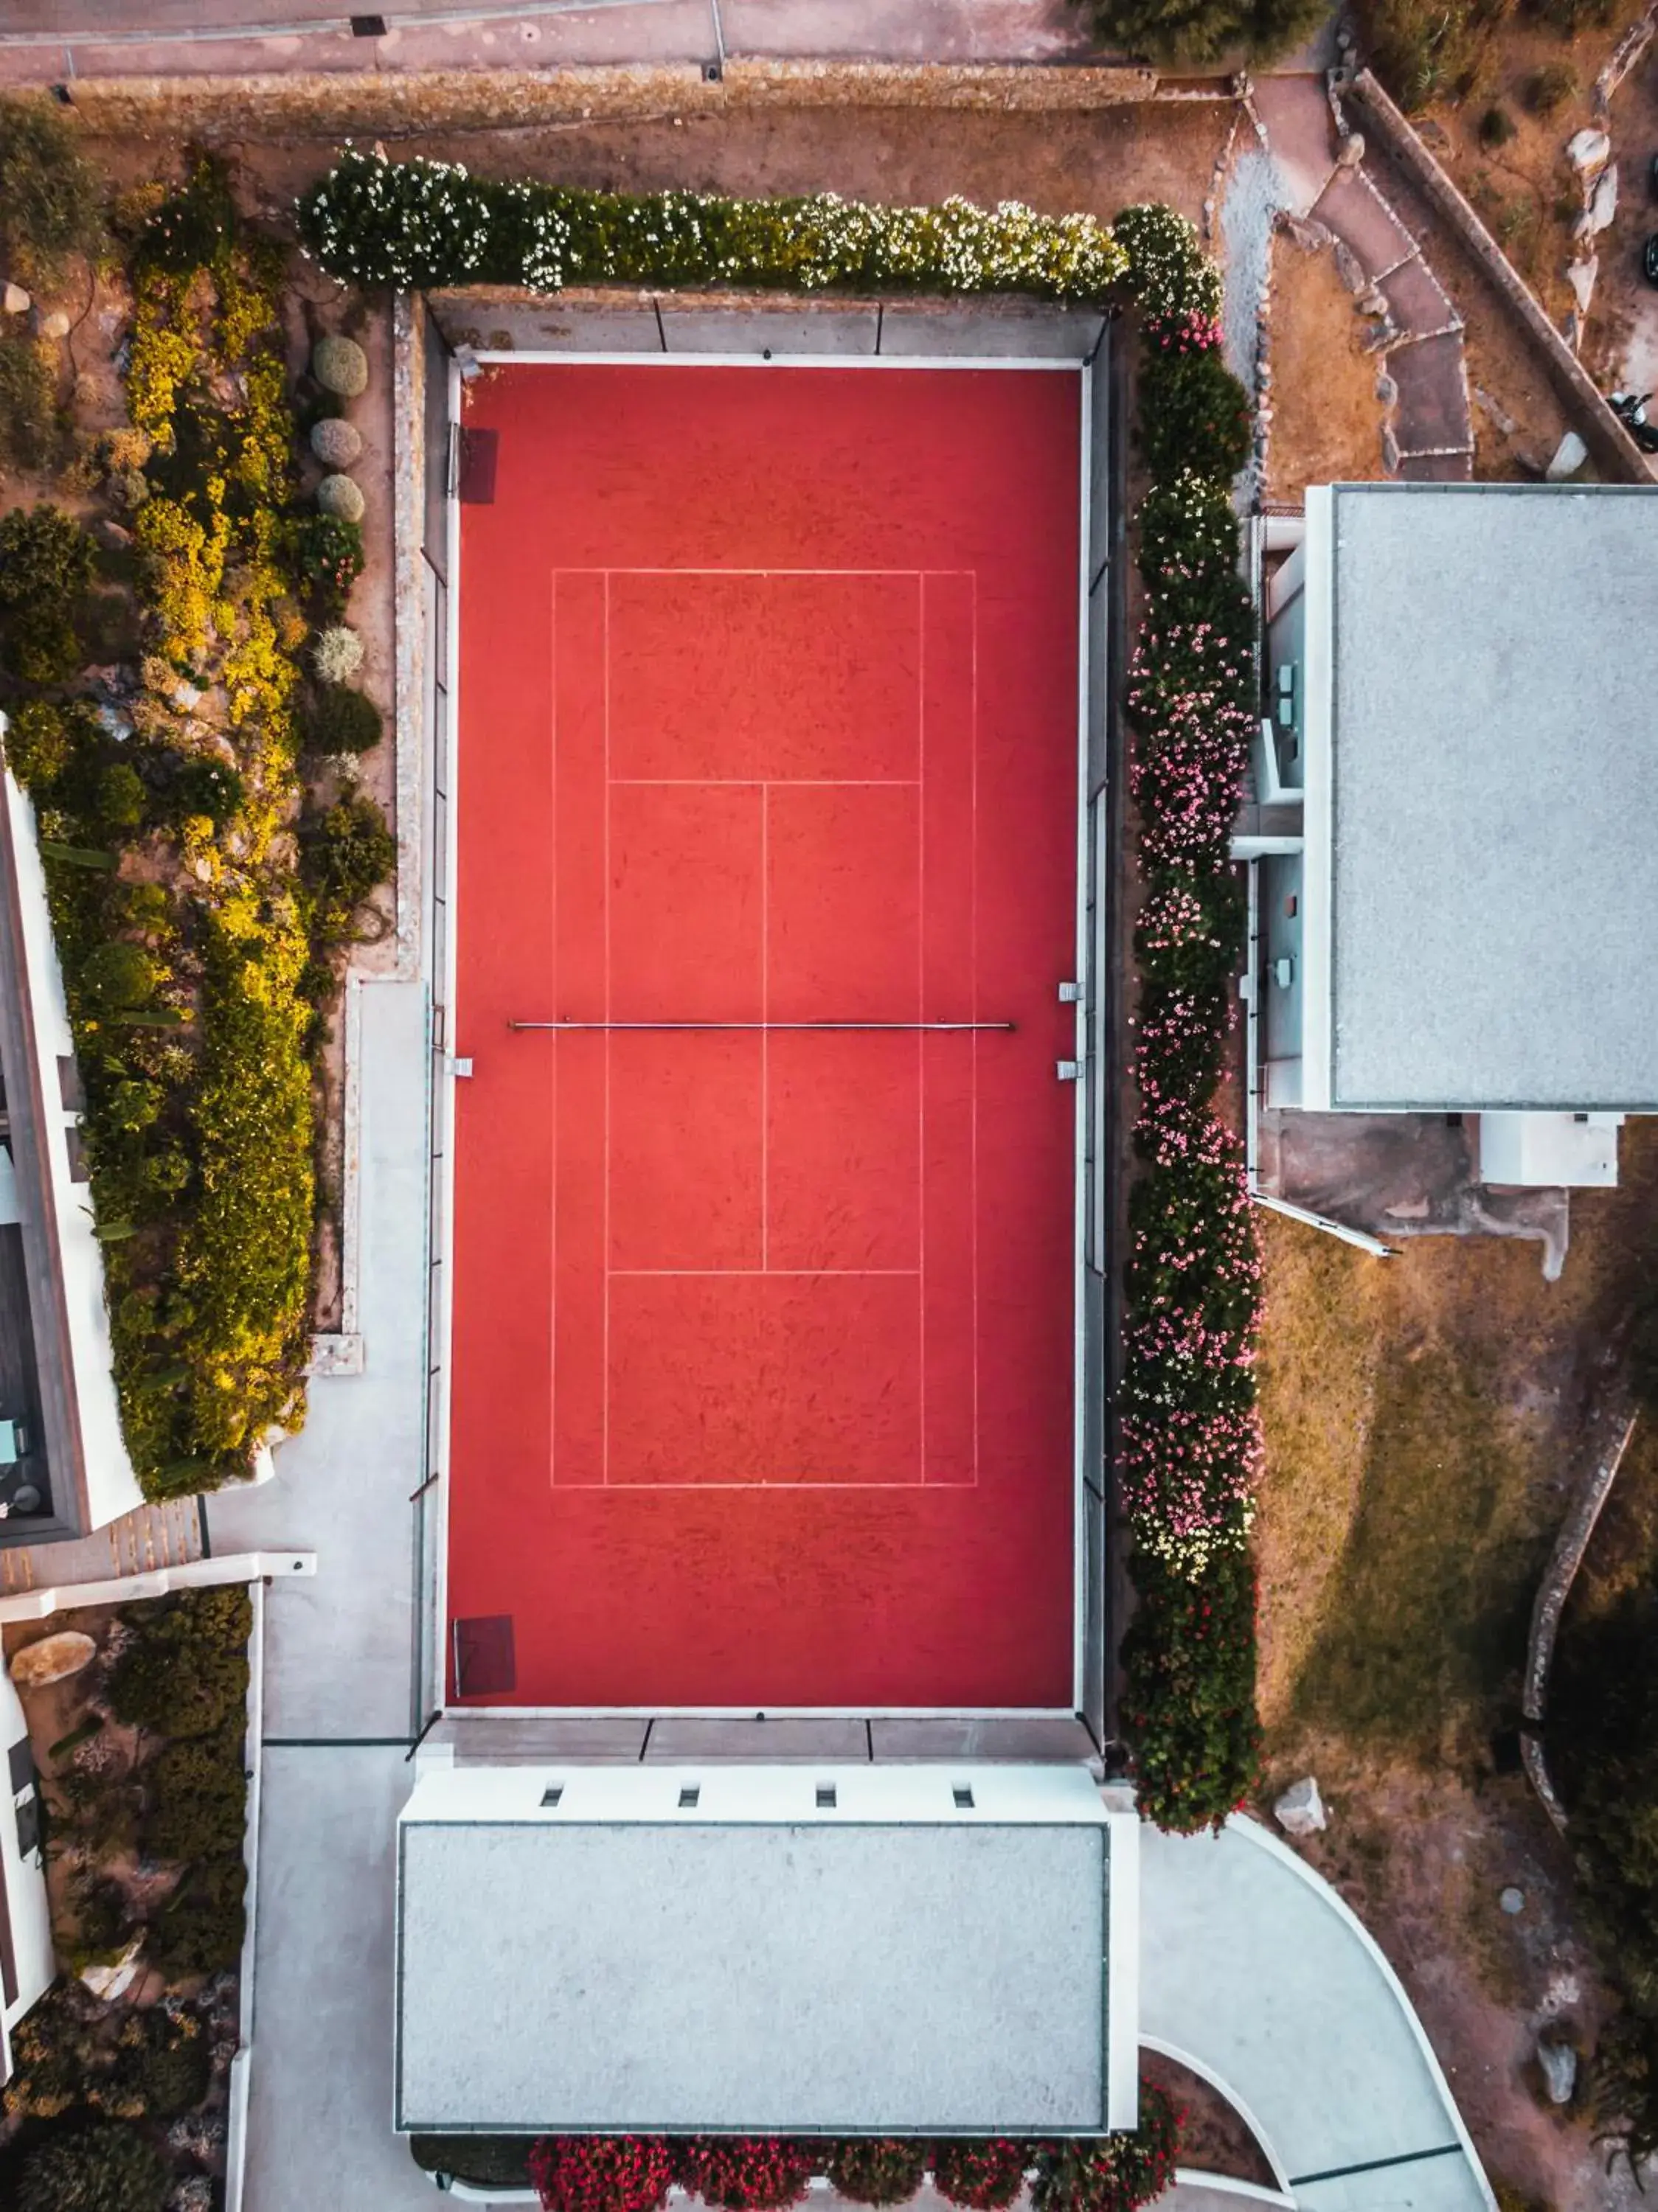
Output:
1030,2086,1181,2212
531,2137,677,2212
676,2138,815,2212
1117,208,1264,1832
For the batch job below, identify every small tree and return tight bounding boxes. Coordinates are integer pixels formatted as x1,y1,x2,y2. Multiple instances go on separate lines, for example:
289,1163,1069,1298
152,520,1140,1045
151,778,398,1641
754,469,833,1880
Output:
0,502,94,684
0,325,63,476
18,2124,169,2212
932,2142,1030,2211
1077,0,1328,66
825,2140,929,2206
0,94,106,285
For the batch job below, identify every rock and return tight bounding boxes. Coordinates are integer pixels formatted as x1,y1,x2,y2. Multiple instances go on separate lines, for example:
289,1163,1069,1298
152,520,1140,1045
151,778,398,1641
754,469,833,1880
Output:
10,1629,97,1687
171,679,202,711
80,1935,142,2002
1545,430,1589,481
1276,212,1334,253
312,333,369,398
1274,1776,1327,1836
1,282,29,316
309,414,363,468
1538,2038,1578,2104
1333,241,1367,295
1566,127,1612,173
1567,255,1598,315
34,308,69,341
93,518,133,552
1336,131,1366,170
1587,164,1618,234
316,472,365,524
1500,1885,1527,1915
1381,424,1401,473
94,703,133,742
1375,371,1398,406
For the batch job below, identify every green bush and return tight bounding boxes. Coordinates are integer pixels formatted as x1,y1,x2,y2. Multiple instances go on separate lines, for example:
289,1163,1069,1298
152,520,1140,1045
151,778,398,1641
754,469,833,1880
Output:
294,510,366,616
1357,0,1510,111
0,502,94,684
101,2005,212,2119
106,1586,251,1738
301,788,394,946
302,681,382,757
17,2124,168,2212
4,696,74,785
0,94,106,285
1077,0,1328,63
77,939,156,1012
97,761,146,832
825,2141,929,2205
145,1848,246,1980
0,324,63,477
1524,62,1578,114
1030,2090,1180,2212
143,1720,246,1861
1137,344,1252,481
151,750,244,830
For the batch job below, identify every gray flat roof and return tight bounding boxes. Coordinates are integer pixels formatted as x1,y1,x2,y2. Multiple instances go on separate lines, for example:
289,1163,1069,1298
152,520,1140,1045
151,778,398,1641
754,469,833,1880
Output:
1323,483,1658,1110
395,1764,1120,2135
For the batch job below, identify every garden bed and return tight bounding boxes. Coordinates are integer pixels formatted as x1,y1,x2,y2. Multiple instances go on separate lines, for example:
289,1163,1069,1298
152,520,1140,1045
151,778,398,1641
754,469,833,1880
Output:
0,1585,254,2211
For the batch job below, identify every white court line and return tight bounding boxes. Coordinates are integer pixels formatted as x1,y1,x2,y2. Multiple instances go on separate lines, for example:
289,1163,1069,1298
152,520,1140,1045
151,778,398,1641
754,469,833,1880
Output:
611,1269,920,1278
549,574,561,1500
760,782,769,1273
609,778,921,788
918,572,927,1486
601,574,612,1490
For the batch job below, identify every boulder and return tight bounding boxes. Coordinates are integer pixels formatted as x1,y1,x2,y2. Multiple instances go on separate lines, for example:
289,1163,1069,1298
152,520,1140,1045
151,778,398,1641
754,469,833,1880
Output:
93,518,133,552
1566,127,1612,173
316,472,366,524
1274,1775,1327,1836
1566,255,1598,316
80,1936,142,2003
10,1629,97,1688
310,414,364,468
312,333,368,398
1545,430,1588,481
1587,164,1618,234
1499,1884,1526,1915
1,282,29,316
1538,2037,1577,2105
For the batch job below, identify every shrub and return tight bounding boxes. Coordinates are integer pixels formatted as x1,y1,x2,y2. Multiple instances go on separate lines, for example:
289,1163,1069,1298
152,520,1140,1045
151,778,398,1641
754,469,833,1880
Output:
99,2005,212,2119
145,1848,246,1980
676,2139,815,2211
4,696,74,785
1356,0,1510,111
0,501,94,684
932,2143,1029,2211
313,621,364,684
143,1720,247,1861
1479,103,1517,148
0,94,106,284
1077,0,1328,63
310,414,364,467
0,324,62,477
1030,2090,1180,2212
1121,1543,1260,1828
317,470,366,524
1137,338,1252,481
825,2141,928,2205
133,152,237,277
97,760,147,832
106,1586,252,1738
17,2124,169,2212
1524,62,1577,114
531,2136,678,2212
300,789,395,946
167,752,244,829
313,332,369,397
78,939,156,1012
297,152,1130,301
302,681,381,757
295,513,365,614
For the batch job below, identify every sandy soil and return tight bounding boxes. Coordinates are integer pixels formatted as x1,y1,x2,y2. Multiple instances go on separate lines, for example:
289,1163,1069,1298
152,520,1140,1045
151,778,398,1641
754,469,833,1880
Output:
1264,231,1390,495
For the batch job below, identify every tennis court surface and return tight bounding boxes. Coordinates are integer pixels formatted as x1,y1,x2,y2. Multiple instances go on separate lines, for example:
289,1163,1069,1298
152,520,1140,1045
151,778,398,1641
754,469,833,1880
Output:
448,361,1081,1709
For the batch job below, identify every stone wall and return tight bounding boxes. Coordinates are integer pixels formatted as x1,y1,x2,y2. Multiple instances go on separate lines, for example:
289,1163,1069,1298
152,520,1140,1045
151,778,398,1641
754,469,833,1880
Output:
68,58,1158,142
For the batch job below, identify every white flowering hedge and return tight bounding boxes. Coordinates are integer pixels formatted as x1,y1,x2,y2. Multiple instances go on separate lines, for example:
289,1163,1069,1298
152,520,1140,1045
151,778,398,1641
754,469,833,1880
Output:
295,149,1258,1832
294,151,1240,316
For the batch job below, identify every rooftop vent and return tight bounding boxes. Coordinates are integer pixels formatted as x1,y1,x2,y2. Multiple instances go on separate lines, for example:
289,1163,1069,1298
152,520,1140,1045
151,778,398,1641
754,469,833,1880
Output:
678,1786,700,1809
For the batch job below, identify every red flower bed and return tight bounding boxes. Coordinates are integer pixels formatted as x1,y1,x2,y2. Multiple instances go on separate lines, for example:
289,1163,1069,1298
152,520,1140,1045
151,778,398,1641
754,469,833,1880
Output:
676,2138,815,2211
932,2140,1030,2210
531,2137,677,2212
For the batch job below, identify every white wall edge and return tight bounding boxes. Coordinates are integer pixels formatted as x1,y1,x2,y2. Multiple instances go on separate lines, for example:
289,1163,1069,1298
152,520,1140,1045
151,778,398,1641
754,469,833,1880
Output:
1171,2168,1296,2208
0,1548,316,1622
1221,1815,1498,2210
1105,1812,1140,2130
1137,2035,1293,2198
224,1572,267,2212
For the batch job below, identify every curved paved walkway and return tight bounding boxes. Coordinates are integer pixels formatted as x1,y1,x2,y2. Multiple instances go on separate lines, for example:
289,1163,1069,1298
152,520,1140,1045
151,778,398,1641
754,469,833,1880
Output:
1141,1817,1495,2211
1242,73,1474,483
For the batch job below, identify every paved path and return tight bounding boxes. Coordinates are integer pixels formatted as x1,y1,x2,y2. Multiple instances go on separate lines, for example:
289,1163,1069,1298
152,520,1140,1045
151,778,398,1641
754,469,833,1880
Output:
1242,73,1474,481
0,0,1094,87
1142,1817,1494,2211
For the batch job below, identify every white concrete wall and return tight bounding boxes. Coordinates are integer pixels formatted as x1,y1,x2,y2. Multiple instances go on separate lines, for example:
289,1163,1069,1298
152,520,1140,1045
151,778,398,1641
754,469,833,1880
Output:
5,773,142,1530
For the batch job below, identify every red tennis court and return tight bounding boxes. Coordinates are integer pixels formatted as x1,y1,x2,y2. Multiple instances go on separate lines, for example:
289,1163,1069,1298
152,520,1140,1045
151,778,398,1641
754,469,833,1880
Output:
448,361,1081,1708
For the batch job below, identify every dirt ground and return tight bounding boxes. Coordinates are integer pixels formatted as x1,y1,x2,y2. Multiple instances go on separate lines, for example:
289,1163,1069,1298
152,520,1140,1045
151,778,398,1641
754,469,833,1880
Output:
90,98,1238,243
1254,1121,1658,2208
1265,232,1390,495
1598,41,1658,398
